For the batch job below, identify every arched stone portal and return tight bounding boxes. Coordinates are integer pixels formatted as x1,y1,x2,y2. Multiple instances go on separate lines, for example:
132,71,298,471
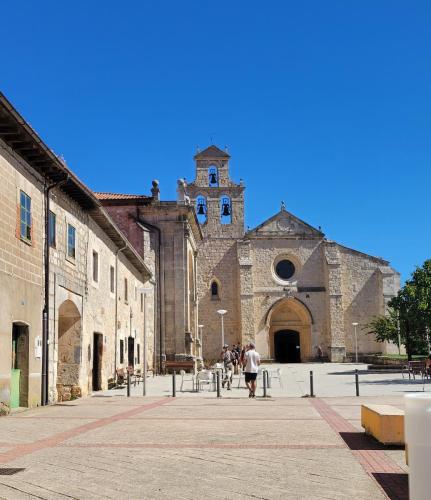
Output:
57,300,82,401
266,298,312,362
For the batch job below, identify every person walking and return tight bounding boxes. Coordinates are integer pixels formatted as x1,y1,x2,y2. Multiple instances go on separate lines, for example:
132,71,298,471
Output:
244,342,260,398
220,344,234,390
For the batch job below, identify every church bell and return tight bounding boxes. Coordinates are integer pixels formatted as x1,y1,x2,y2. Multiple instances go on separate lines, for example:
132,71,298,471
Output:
209,172,217,185
197,201,206,215
221,201,231,216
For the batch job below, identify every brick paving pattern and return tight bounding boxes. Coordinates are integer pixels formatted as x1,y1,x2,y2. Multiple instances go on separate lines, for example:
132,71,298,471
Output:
0,395,408,499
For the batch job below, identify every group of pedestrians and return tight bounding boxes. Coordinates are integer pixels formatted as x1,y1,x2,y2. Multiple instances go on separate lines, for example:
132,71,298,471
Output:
220,342,261,398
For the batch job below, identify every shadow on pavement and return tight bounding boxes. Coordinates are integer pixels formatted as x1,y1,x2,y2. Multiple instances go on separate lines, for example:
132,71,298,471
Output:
372,472,408,500
339,432,404,451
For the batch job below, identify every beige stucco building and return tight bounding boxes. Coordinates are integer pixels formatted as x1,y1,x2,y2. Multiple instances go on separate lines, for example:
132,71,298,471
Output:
0,93,153,413
187,146,400,362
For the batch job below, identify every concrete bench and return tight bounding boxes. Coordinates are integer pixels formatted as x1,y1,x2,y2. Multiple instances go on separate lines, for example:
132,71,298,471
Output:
361,404,405,445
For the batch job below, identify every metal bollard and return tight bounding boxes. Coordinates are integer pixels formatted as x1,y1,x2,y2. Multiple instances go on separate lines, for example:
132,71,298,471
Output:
216,370,221,398
310,370,314,397
172,371,176,397
127,370,131,397
263,370,267,397
355,369,359,396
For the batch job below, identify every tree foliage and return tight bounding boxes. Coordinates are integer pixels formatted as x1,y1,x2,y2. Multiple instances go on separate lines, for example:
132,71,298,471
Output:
365,259,431,359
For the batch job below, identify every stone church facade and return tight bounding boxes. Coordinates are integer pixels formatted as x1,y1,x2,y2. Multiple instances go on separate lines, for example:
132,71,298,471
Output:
187,146,400,362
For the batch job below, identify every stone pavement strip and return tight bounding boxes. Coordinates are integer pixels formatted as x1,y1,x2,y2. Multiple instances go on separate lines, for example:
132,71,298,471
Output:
0,395,408,500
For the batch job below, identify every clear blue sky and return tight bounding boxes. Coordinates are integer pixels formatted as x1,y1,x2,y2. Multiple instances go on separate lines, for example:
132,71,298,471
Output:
2,1,430,282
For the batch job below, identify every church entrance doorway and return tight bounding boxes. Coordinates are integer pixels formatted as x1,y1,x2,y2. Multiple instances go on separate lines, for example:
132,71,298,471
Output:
267,298,312,362
274,330,300,363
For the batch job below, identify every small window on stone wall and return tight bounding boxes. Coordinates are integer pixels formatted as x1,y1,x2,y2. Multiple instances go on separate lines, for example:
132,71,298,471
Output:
124,278,128,303
211,280,220,299
120,339,124,364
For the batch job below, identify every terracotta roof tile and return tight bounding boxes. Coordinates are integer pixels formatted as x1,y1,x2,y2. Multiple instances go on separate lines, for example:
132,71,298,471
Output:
94,192,150,200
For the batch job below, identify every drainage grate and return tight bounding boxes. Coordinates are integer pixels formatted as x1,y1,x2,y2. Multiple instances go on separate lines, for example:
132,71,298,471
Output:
0,468,25,475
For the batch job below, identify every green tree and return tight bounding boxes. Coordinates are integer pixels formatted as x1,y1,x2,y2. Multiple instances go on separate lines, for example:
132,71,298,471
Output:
366,259,431,360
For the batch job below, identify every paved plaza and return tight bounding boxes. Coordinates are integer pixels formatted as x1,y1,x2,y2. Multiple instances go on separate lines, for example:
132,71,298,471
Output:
0,364,414,500
103,362,431,399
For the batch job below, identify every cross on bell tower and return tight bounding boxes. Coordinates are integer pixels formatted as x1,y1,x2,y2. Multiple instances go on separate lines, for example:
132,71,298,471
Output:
187,145,245,239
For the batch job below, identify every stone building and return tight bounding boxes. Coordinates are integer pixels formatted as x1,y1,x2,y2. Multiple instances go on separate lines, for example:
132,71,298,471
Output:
187,146,400,362
0,93,153,412
96,181,202,370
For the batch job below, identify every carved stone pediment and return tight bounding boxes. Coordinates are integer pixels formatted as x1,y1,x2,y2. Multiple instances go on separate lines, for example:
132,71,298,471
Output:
246,210,323,238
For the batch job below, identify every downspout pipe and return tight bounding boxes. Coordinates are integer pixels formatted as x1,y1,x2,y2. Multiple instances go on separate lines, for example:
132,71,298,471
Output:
134,218,163,374
42,175,68,406
114,245,127,381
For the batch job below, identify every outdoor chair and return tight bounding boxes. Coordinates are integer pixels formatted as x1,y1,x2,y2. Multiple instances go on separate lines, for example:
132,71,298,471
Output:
196,370,213,391
134,368,143,386
179,369,195,392
116,368,125,387
402,360,427,380
269,368,283,388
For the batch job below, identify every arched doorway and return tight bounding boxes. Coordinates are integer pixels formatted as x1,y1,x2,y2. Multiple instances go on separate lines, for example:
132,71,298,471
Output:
267,298,312,362
274,330,300,363
57,300,81,401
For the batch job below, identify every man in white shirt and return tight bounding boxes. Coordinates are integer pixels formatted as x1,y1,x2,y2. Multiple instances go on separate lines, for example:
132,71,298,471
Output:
243,342,260,398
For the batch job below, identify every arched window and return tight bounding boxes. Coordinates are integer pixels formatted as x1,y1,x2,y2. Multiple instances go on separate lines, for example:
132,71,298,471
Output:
195,195,207,224
208,166,218,187
220,195,232,224
210,280,220,299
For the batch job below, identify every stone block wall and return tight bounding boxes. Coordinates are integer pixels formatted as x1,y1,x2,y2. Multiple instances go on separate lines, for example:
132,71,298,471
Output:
0,140,44,410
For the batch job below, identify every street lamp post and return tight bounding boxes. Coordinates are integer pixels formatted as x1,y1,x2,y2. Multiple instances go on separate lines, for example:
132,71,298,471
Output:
352,322,359,363
217,310,227,349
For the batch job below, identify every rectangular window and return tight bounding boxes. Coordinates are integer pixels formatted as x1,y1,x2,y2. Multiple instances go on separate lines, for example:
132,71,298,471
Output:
120,339,124,364
140,293,143,312
92,250,99,282
137,344,140,364
48,211,56,248
67,224,76,259
20,191,32,242
110,265,115,293
124,278,128,303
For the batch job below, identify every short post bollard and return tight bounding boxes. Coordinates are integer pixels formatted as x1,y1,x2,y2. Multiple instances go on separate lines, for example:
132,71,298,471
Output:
172,371,176,397
263,370,267,398
310,370,314,397
127,370,131,397
355,369,359,397
405,393,431,500
216,370,221,398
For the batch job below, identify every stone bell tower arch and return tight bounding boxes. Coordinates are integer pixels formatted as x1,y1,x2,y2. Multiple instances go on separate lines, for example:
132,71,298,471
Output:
187,145,245,239
187,145,245,359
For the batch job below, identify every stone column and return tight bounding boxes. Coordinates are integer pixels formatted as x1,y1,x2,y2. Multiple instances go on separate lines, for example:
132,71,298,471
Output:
325,243,345,362
238,240,254,344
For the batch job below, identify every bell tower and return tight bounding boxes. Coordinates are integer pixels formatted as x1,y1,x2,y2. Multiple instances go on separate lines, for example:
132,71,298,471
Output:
187,145,245,239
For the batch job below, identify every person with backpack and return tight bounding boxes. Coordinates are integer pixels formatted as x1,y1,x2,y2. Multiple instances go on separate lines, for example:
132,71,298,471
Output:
231,344,239,374
220,344,234,390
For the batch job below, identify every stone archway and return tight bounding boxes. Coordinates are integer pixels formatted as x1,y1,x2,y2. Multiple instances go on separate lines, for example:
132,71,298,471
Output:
57,300,82,401
266,298,312,362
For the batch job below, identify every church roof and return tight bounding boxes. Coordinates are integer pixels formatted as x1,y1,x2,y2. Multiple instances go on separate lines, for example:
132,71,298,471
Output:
95,192,150,201
194,145,230,159
246,206,325,238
